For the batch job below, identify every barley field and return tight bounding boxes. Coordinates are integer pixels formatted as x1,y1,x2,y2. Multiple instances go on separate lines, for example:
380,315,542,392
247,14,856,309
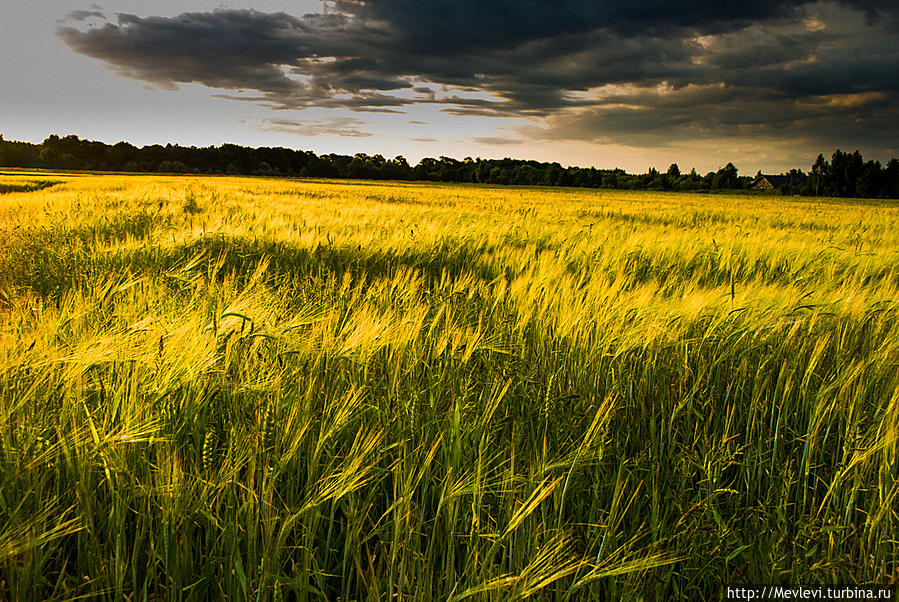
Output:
0,171,897,600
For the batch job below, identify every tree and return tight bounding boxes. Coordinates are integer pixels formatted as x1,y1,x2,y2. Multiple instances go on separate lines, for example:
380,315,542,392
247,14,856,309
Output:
542,163,563,186
829,150,864,197
712,162,738,190
811,154,827,196
856,160,882,198
885,159,899,199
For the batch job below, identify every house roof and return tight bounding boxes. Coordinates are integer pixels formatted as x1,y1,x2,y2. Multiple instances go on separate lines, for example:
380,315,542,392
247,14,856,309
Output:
752,173,807,188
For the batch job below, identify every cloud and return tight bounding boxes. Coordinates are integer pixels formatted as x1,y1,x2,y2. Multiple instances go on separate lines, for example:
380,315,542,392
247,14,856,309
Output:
254,116,373,137
57,1,899,156
471,136,525,146
66,10,107,21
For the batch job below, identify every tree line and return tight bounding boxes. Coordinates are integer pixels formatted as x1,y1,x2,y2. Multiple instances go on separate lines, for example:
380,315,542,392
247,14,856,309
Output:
1,134,897,198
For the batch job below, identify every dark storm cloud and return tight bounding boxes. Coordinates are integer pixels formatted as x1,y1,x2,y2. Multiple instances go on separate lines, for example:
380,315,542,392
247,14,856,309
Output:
538,87,897,143
58,1,899,153
58,10,364,97
330,0,814,49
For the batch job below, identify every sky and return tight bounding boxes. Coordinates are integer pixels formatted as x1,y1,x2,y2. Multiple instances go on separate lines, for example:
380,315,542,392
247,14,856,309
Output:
2,1,898,174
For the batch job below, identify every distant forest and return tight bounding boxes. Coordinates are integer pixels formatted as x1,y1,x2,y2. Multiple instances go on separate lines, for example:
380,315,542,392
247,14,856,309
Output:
2,134,898,199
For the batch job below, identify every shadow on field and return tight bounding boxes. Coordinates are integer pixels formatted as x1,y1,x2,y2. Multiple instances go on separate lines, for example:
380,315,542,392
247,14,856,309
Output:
0,180,63,195
5,207,897,303
0,229,506,300
190,234,503,285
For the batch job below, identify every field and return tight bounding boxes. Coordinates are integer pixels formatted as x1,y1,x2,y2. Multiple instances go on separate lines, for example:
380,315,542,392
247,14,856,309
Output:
0,171,897,600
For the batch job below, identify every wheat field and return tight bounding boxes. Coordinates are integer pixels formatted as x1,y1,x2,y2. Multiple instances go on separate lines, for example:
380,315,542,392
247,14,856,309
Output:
1,171,897,600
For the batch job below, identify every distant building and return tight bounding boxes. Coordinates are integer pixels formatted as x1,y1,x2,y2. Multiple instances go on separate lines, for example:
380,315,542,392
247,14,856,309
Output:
751,173,807,190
